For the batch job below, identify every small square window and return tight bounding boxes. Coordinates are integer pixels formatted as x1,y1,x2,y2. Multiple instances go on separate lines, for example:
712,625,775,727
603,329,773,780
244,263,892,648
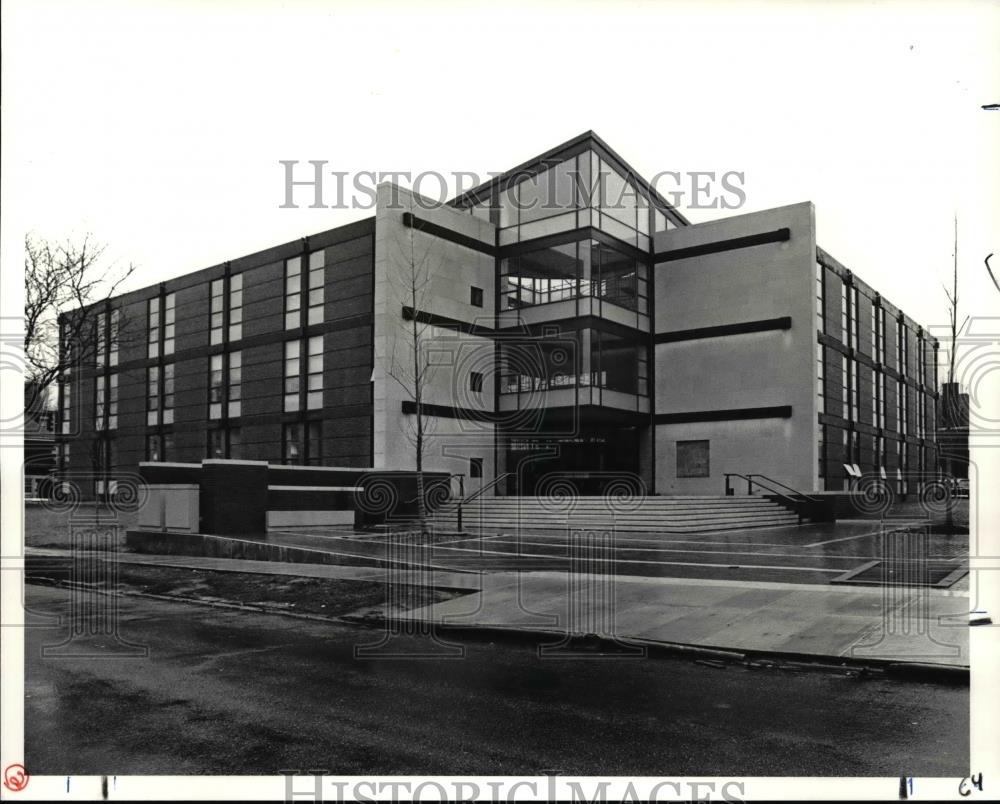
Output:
470,286,484,308
676,440,710,478
470,371,484,393
469,457,483,479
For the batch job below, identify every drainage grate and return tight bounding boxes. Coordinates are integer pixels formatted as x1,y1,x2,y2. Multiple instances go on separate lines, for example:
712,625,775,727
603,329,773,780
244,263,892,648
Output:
831,559,967,588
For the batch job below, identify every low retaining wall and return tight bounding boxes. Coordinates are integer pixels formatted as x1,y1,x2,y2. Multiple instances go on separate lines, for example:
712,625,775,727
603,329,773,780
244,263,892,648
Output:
135,460,453,537
125,530,387,568
266,510,355,530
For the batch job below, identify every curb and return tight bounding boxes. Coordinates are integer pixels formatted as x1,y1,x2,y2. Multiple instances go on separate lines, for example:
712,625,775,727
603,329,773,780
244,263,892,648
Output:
404,619,969,684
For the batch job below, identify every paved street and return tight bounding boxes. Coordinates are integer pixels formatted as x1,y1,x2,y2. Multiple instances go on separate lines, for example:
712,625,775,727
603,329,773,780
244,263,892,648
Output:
25,584,968,776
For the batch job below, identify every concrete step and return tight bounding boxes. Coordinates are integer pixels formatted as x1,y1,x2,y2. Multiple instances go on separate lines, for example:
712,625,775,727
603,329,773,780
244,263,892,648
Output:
432,505,797,520
440,517,800,535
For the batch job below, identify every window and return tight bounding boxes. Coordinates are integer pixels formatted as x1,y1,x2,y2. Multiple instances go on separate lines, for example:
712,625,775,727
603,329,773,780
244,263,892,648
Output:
917,335,926,387
840,282,848,343
896,380,906,436
850,286,859,349
897,319,908,374
591,241,647,313
163,364,175,424
94,437,116,497
147,298,160,359
209,354,224,419
899,380,908,436
470,286,484,308
874,304,885,364
677,440,710,478
897,439,905,493
148,432,174,462
283,421,321,465
108,374,118,430
816,343,825,414
96,374,106,430
590,328,648,395
147,366,159,425
285,257,302,329
284,340,301,412
109,309,119,367
306,336,323,409
208,428,225,459
308,251,324,325
500,239,648,315
60,379,71,434
211,351,242,419
228,351,242,417
470,371,484,393
229,273,243,341
95,311,107,368
211,279,225,345
469,457,483,479
850,359,859,421
164,292,176,355
848,429,861,465
875,372,885,429
815,262,825,331
918,392,926,439
208,427,241,459
841,356,848,420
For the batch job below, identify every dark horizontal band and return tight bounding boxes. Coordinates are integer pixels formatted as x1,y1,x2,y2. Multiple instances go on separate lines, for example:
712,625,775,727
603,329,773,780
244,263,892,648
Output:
655,405,792,424
401,400,502,422
653,228,790,263
655,316,791,344
402,212,496,256
401,306,491,336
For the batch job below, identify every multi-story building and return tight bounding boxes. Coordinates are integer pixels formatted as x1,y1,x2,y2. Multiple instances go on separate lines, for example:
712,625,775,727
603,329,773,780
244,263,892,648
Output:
57,132,938,499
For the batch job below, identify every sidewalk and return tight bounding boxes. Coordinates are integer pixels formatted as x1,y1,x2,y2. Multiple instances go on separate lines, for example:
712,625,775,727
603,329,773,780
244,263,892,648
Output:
25,547,969,667
395,571,970,668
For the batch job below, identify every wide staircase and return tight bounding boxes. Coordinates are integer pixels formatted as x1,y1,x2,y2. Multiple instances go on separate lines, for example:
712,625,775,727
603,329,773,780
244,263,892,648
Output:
428,494,802,535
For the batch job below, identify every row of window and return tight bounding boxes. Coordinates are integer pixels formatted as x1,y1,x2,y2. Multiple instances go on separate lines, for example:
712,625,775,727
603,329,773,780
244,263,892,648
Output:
90,336,327,431
138,424,485,477
822,350,927,435
817,425,932,490
139,250,331,360
816,261,933,383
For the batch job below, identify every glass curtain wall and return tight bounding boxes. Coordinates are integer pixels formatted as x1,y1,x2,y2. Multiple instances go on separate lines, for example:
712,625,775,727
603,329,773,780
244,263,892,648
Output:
499,327,647,397
501,239,647,314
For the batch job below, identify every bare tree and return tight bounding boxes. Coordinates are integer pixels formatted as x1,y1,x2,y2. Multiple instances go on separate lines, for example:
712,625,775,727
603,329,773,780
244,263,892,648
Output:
942,215,960,387
24,234,136,407
384,201,438,533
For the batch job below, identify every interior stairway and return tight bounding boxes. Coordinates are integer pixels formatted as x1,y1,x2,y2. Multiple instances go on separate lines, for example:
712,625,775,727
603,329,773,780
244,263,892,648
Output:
427,494,803,535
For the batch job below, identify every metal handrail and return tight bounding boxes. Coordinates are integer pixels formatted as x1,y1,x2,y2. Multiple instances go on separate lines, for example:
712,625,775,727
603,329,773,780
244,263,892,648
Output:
747,473,822,503
460,472,514,507
455,472,515,531
723,472,809,524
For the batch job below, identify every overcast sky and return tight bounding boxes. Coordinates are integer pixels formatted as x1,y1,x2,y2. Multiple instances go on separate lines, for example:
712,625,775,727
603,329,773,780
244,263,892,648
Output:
3,0,998,342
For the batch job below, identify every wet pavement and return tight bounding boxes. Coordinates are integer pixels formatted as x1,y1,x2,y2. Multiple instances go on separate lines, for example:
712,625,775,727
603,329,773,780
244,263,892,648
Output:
24,585,969,776
261,519,969,587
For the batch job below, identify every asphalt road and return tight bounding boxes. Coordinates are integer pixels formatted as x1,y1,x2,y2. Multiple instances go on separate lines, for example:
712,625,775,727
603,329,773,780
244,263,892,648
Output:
23,584,967,776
